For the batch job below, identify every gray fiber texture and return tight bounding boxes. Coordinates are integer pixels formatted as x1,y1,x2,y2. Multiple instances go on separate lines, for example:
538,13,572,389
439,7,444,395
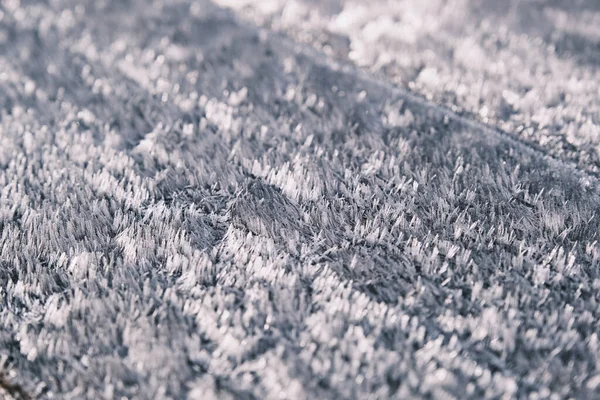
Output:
1,0,600,399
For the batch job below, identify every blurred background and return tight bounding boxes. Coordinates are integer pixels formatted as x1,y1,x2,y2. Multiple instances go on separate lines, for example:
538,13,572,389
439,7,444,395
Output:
218,0,600,173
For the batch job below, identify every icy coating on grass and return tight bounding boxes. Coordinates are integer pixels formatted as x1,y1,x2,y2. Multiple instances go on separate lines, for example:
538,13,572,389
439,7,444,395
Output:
1,0,600,399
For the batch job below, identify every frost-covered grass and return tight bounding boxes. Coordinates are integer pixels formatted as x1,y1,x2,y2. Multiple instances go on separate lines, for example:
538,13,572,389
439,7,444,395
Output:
1,0,600,399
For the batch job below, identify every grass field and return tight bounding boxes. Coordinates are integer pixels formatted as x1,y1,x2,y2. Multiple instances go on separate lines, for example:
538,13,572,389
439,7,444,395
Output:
1,1,600,398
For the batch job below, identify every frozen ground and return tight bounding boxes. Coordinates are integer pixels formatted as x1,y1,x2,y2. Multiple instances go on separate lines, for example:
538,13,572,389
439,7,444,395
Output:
1,0,600,399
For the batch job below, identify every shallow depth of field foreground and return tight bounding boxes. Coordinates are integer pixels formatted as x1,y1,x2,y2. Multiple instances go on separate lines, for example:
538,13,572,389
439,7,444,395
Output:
1,0,600,399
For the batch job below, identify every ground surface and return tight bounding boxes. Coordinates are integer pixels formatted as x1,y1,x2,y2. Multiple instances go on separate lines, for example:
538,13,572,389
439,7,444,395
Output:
1,1,600,399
